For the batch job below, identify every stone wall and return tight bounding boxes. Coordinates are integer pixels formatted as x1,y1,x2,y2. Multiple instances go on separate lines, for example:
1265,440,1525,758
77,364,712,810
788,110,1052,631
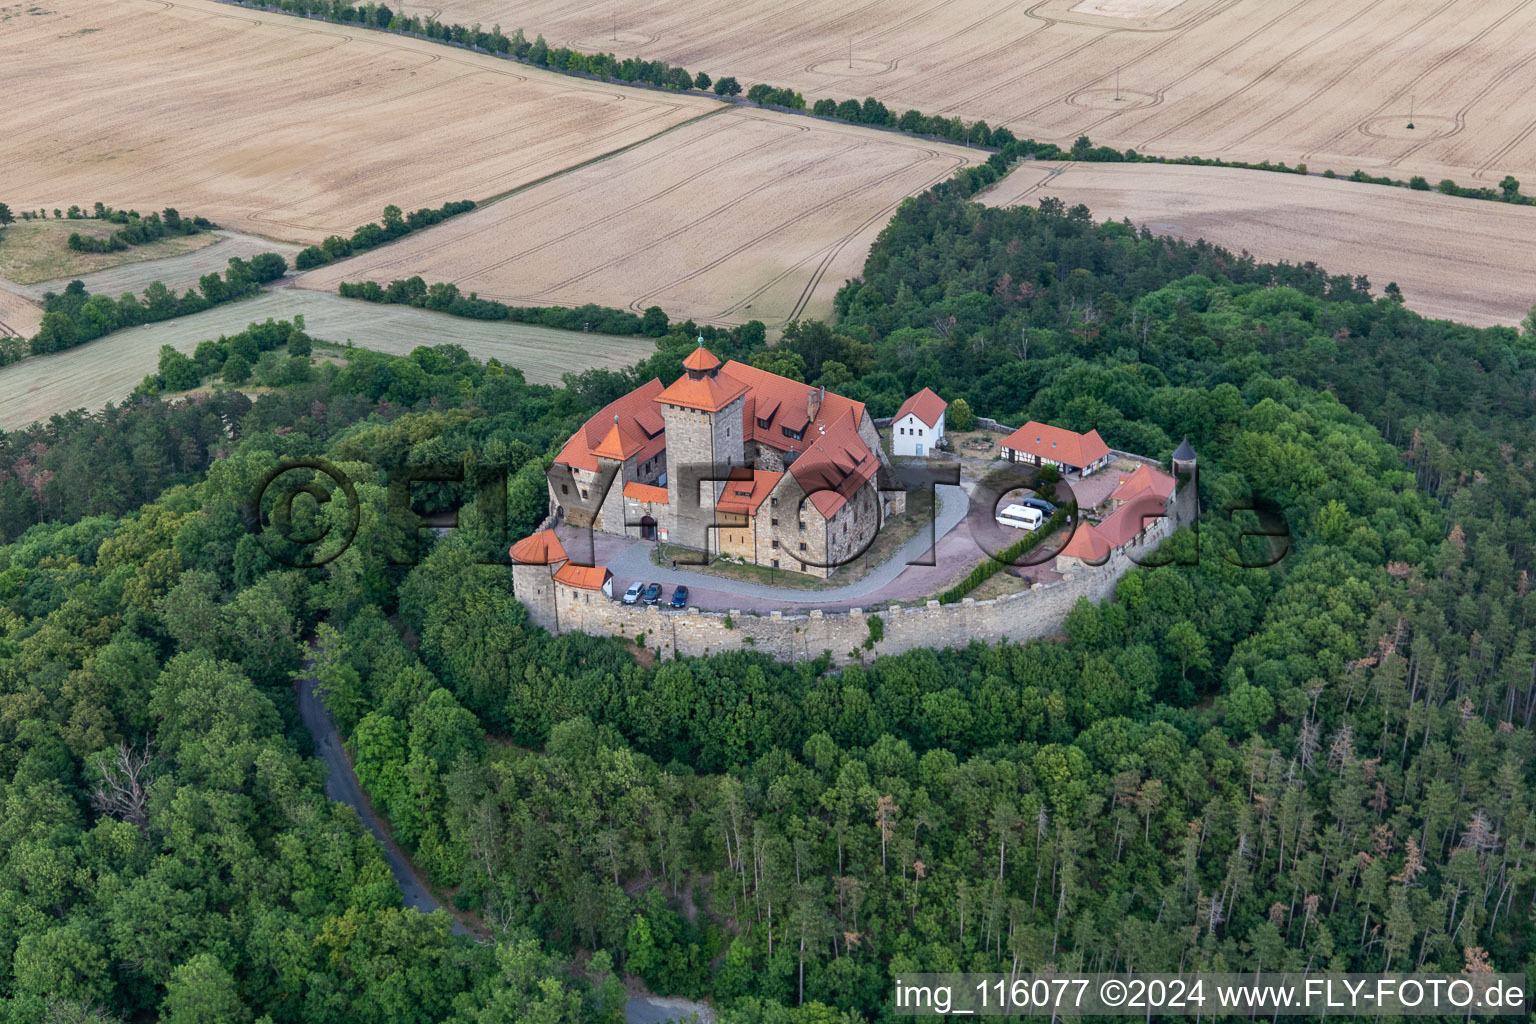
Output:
524,481,1197,666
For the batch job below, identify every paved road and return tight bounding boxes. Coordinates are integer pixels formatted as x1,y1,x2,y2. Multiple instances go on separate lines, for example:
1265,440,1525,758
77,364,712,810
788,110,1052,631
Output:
606,483,971,605
295,659,471,935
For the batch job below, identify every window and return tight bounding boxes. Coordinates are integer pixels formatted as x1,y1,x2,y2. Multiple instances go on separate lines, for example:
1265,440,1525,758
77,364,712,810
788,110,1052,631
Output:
799,521,806,531
771,518,778,526
771,497,778,507
772,559,779,568
580,488,588,499
799,542,807,552
726,426,731,437
561,484,569,495
781,426,804,441
771,540,779,550
757,416,772,429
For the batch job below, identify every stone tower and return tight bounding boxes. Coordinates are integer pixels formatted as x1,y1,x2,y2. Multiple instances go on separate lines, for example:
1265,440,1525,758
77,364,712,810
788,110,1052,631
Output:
509,529,566,632
657,341,748,554
1172,436,1197,477
1171,436,1198,516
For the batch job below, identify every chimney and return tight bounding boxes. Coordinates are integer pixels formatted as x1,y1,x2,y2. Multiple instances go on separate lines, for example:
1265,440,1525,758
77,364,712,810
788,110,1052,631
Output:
807,385,823,423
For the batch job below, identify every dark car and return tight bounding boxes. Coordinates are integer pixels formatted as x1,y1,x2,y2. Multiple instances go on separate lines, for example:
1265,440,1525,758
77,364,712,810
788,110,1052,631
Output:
1021,497,1056,516
642,582,663,605
670,585,689,608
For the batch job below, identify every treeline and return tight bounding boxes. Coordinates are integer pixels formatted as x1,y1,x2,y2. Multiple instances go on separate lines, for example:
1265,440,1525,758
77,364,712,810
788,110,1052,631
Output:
15,252,287,360
66,204,216,252
144,315,316,395
228,0,1536,209
293,200,474,271
338,275,663,335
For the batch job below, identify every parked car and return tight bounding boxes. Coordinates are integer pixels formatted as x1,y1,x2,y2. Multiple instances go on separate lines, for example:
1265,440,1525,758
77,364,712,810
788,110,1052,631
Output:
622,580,646,605
1021,497,1056,516
642,582,663,605
670,585,689,608
996,503,1044,531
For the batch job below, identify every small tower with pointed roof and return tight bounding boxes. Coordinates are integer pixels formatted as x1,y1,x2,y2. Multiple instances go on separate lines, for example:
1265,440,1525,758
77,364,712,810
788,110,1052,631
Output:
509,529,567,632
1172,436,1197,478
656,341,748,553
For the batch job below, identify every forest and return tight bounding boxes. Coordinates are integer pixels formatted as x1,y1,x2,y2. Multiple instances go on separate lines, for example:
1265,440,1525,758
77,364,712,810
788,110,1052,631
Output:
2,147,1535,1022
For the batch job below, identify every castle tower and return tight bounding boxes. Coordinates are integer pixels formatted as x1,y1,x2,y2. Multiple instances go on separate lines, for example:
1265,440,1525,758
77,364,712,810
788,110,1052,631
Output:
656,341,748,554
1171,436,1198,517
1172,436,1197,477
509,529,567,633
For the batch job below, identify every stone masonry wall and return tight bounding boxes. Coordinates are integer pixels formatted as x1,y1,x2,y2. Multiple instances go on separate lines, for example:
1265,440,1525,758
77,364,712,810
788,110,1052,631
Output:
526,482,1197,665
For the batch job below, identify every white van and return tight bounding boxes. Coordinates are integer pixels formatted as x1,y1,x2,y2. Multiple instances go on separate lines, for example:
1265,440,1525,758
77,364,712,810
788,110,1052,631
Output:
996,503,1044,531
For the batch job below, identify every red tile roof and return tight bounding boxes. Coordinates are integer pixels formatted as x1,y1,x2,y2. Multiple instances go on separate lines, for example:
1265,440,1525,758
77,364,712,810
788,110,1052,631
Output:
682,344,722,372
789,413,880,518
715,468,783,516
999,421,1110,469
1096,492,1168,549
1110,464,1176,504
655,355,750,412
1057,521,1113,563
894,387,947,428
509,529,567,565
623,481,669,504
723,360,868,452
556,378,666,472
553,563,611,591
557,348,881,519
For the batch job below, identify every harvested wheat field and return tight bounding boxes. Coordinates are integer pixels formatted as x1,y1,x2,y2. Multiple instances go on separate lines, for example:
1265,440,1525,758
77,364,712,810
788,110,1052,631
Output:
979,161,1536,327
0,287,43,341
0,291,651,430
0,0,717,244
409,0,1536,186
299,108,979,325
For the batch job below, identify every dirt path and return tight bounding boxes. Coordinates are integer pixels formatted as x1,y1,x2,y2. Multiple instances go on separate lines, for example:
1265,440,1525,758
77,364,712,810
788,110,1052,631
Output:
295,656,473,935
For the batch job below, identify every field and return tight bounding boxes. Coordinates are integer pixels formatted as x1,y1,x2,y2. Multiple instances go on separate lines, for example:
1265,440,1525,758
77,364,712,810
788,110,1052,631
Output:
405,0,1536,187
0,0,718,243
7,230,307,305
979,161,1536,327
0,290,651,430
298,108,980,326
0,218,223,286
0,286,42,340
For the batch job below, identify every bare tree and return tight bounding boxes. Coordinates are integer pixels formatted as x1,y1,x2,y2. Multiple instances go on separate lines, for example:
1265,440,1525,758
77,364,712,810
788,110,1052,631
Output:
90,741,153,834
45,997,124,1024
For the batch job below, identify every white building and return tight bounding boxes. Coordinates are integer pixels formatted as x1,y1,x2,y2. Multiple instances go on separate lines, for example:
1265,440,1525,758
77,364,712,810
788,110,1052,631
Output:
890,387,947,457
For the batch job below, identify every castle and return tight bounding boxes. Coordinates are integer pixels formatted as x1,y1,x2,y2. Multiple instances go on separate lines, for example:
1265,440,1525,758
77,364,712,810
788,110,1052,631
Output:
546,341,903,578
